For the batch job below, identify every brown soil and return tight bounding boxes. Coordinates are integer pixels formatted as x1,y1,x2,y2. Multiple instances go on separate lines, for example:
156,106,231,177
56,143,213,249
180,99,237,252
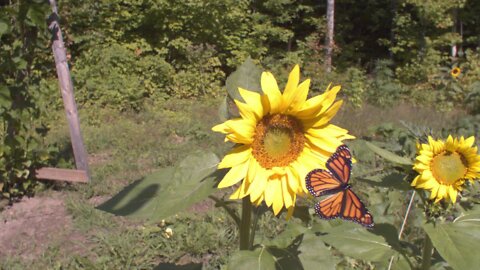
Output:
0,193,89,260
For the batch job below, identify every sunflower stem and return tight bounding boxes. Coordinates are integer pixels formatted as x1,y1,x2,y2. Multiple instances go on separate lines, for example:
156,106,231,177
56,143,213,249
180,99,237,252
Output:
421,234,433,270
239,197,253,250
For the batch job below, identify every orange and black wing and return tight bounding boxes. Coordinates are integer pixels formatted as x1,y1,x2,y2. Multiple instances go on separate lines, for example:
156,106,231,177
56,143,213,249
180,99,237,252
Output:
336,144,352,159
326,150,352,185
315,189,374,227
306,169,344,197
314,191,344,219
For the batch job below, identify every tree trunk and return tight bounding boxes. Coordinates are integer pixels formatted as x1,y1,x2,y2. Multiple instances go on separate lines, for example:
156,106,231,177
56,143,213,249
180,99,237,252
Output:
325,0,335,72
451,8,458,58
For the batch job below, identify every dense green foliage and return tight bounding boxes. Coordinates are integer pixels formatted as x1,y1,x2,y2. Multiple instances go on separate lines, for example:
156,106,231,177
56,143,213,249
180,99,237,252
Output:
49,0,480,111
0,0,54,198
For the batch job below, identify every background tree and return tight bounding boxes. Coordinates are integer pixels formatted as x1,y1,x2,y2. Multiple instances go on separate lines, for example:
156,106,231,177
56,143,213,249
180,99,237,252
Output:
325,0,335,72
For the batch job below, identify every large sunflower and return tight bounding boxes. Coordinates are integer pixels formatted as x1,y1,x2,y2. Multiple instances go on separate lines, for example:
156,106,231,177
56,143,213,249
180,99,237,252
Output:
412,135,480,203
212,65,354,215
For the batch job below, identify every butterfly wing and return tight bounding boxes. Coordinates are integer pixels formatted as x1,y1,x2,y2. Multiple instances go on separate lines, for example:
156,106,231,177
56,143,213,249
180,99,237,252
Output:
340,189,374,227
326,151,352,185
314,191,344,220
315,189,374,227
337,144,352,159
306,169,344,197
305,145,352,196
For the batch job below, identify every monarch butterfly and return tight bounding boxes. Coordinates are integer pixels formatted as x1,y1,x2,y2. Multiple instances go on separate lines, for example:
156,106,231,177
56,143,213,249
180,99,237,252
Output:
305,145,374,227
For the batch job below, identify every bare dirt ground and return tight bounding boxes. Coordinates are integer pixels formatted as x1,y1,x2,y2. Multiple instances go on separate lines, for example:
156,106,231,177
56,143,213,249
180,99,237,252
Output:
0,193,88,260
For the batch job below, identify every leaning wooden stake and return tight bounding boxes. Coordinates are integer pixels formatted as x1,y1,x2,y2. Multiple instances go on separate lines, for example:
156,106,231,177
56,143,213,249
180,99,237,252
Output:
47,0,90,180
325,0,335,73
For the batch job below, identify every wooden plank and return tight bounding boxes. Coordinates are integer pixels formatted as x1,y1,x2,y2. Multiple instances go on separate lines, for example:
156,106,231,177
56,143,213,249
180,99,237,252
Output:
35,167,88,183
48,0,90,180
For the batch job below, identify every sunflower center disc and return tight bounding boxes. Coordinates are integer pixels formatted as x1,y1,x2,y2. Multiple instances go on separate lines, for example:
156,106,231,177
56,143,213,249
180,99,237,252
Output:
431,151,467,185
264,128,292,158
252,114,305,169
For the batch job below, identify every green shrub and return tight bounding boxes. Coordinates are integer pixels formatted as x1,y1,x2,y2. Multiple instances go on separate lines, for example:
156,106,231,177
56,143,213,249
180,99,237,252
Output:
168,44,224,98
72,42,174,111
367,60,406,107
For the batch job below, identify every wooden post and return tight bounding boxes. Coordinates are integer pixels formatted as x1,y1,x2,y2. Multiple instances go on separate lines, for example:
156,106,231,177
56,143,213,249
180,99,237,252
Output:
48,0,90,179
325,0,335,72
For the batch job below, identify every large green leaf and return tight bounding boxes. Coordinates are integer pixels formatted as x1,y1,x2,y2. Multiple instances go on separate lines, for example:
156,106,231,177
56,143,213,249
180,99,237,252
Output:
358,173,410,190
365,141,412,166
225,57,262,102
298,231,340,270
319,223,394,262
227,248,276,270
97,152,220,221
423,217,480,270
267,222,307,248
218,96,229,122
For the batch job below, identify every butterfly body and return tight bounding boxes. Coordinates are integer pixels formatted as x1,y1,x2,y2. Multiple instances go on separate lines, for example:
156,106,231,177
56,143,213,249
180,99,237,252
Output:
305,145,374,228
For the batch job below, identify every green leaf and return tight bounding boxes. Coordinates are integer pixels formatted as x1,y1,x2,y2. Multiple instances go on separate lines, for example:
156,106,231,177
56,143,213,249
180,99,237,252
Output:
423,218,480,270
225,57,262,102
267,222,307,248
365,141,413,166
218,96,229,122
319,223,394,262
97,152,220,221
0,20,9,37
298,231,340,270
267,246,303,270
358,173,410,190
26,4,47,28
0,85,11,109
227,248,276,270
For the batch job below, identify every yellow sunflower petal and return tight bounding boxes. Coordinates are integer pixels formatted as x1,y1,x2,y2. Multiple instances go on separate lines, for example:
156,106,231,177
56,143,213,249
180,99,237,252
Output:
305,100,344,128
261,71,282,114
218,162,248,188
272,179,284,215
429,185,439,200
264,179,276,207
239,87,264,120
212,122,229,133
292,86,337,117
448,187,458,203
289,79,310,112
218,145,252,169
411,175,421,186
282,178,294,209
229,177,250,199
226,133,253,144
234,100,257,125
286,166,299,193
464,136,475,147
282,64,300,110
246,157,258,183
249,166,268,202
286,206,295,220
305,133,341,153
437,185,447,200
